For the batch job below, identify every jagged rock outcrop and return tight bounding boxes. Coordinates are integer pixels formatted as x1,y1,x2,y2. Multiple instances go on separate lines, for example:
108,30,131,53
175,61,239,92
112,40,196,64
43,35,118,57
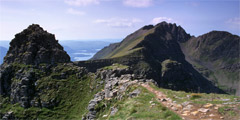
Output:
0,61,89,119
0,65,13,96
3,24,70,65
84,67,133,120
0,62,87,110
10,68,36,108
83,65,155,120
0,24,80,110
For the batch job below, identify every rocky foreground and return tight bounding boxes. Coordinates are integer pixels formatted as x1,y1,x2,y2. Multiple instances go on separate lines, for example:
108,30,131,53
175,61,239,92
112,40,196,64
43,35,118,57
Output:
83,64,240,120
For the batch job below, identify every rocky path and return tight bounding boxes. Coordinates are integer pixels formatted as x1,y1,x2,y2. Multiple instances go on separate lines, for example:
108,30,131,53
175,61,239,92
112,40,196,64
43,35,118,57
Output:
141,83,225,120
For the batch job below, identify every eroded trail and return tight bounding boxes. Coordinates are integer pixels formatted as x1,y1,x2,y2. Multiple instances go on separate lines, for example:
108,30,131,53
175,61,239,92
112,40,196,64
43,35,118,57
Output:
141,83,225,120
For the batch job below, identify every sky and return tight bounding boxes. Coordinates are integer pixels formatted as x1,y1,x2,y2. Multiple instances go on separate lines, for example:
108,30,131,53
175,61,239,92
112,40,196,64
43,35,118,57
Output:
0,0,239,41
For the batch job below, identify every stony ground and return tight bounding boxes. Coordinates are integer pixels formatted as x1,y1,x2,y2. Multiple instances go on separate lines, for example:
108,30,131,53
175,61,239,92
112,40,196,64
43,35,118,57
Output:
142,83,240,120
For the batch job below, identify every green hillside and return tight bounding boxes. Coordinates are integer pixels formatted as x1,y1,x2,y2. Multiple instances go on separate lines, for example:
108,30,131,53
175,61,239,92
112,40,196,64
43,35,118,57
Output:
92,22,240,96
91,25,155,59
180,31,240,95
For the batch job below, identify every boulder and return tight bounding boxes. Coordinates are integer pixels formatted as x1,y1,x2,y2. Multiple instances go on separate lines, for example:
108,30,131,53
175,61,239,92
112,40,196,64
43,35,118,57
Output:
198,108,209,113
129,89,141,98
2,111,15,120
110,107,118,116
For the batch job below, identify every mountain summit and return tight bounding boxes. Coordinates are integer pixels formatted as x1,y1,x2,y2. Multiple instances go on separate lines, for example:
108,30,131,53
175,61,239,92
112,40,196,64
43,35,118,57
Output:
3,24,70,65
89,22,239,95
92,22,191,60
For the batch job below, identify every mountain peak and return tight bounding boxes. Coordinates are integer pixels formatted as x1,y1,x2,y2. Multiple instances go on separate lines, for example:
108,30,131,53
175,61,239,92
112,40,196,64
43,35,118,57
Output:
156,21,173,26
27,24,44,32
3,24,70,65
142,25,154,30
92,22,191,60
155,22,190,42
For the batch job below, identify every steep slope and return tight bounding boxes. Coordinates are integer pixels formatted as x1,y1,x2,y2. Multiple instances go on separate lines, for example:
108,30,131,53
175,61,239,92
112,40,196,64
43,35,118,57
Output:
180,31,240,95
91,43,120,60
0,25,102,119
90,22,223,94
91,25,155,59
92,23,190,60
3,24,70,65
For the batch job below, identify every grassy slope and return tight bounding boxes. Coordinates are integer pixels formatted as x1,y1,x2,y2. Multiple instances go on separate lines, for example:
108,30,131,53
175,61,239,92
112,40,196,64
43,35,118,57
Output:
180,33,240,95
186,58,238,94
95,84,181,120
150,83,239,105
105,28,155,59
149,83,240,119
182,49,239,94
0,63,103,119
103,63,129,70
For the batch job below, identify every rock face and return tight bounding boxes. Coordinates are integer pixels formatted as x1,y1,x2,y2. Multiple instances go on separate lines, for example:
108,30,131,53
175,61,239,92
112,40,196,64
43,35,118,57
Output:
0,62,87,109
84,67,133,120
3,24,70,65
0,24,73,109
10,68,36,108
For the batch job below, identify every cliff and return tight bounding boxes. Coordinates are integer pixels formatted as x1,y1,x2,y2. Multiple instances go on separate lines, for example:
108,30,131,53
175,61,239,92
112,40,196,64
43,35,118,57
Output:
3,24,70,65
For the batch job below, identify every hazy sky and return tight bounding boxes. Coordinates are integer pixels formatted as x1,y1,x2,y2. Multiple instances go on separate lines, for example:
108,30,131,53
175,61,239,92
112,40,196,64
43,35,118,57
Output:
0,0,239,41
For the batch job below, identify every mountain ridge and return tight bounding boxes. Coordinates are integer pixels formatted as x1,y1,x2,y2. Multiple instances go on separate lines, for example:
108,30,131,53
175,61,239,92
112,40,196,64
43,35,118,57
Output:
0,23,239,120
91,22,239,95
179,30,240,95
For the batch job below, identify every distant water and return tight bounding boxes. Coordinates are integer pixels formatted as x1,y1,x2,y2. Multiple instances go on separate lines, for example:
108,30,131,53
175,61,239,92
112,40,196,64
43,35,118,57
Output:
0,40,119,63
59,40,116,61
71,50,98,61
0,48,100,63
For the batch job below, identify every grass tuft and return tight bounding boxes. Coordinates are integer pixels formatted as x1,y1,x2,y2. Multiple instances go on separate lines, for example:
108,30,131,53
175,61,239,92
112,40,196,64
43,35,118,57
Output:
103,63,128,70
190,93,202,100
